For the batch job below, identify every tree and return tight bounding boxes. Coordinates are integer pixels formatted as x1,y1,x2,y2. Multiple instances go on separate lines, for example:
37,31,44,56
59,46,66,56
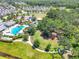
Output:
32,15,36,21
33,39,40,48
72,19,79,27
46,8,59,19
37,17,53,31
71,47,79,59
27,27,36,36
23,34,28,41
7,16,11,20
42,30,52,39
45,43,51,52
58,36,71,50
52,54,62,59
58,36,67,46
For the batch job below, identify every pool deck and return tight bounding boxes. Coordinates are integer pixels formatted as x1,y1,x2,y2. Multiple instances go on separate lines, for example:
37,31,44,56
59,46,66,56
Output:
3,24,29,36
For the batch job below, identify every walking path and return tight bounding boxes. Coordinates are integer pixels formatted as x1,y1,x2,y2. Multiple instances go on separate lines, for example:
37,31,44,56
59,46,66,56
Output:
13,36,56,53
63,50,72,59
13,36,72,59
28,36,57,53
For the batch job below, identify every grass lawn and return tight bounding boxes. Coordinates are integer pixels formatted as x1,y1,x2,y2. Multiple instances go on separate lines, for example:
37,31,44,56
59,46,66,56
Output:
29,13,46,19
32,31,58,51
0,56,8,59
33,13,46,18
0,42,52,59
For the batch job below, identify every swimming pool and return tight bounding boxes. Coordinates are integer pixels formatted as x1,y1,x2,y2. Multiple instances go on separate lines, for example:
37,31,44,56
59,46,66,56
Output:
11,25,25,35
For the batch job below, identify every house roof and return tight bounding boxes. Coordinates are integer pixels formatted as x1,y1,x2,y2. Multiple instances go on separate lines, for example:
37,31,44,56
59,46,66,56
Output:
4,20,15,26
0,24,7,31
25,16,32,20
17,16,22,19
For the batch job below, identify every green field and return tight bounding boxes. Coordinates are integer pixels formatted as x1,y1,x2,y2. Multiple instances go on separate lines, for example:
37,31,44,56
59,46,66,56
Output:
0,42,52,59
28,13,46,20
32,13,46,18
0,56,8,59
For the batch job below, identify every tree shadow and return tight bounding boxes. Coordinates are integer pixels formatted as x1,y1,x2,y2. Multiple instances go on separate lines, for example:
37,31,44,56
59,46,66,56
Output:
40,32,52,40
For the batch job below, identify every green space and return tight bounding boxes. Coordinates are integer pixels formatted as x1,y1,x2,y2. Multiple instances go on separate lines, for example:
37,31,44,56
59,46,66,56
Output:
32,31,58,50
1,0,79,59
30,13,46,19
36,8,79,59
0,42,53,59
1,0,79,9
0,56,8,59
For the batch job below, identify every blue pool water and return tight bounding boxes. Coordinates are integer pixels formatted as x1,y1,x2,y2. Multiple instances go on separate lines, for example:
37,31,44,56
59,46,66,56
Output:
11,26,25,35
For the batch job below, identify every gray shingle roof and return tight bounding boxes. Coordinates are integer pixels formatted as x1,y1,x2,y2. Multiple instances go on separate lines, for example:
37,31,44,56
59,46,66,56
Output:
0,24,7,31
4,20,15,27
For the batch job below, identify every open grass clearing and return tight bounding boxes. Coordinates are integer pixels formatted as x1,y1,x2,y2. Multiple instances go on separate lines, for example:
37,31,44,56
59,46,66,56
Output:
29,12,46,20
